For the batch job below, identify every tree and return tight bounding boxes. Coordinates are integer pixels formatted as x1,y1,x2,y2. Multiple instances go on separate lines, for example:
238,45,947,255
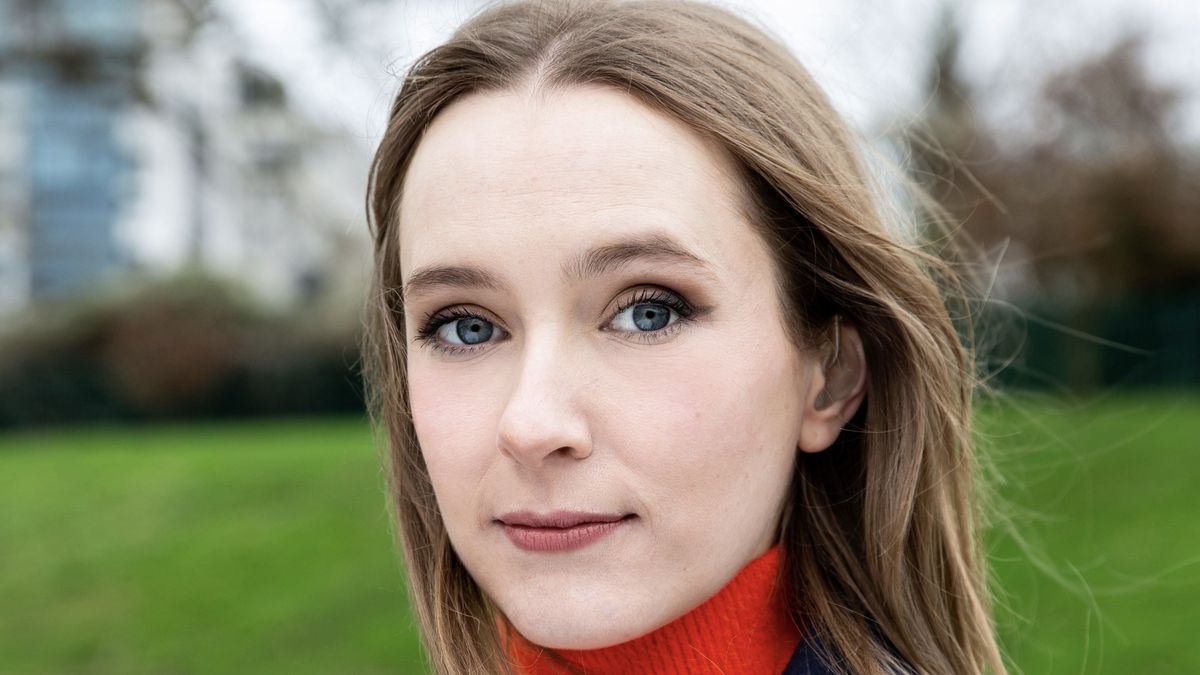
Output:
905,14,1198,307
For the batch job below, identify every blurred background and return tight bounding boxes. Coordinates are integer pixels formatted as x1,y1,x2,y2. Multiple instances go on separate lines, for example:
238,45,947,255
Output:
0,0,1196,673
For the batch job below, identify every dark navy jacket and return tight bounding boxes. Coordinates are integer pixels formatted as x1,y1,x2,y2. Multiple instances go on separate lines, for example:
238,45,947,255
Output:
781,633,839,675
782,632,914,674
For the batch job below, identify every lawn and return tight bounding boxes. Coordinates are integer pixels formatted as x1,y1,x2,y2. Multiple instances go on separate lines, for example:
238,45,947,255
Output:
981,391,1200,674
0,417,425,675
1,392,1197,674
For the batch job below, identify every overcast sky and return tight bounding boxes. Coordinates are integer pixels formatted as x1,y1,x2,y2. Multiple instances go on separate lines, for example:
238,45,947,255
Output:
221,0,1200,146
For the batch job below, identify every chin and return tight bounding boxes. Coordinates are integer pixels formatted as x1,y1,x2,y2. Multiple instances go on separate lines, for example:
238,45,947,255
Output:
501,593,654,650
513,620,641,651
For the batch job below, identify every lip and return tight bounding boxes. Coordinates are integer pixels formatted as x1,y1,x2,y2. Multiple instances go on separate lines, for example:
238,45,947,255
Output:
496,510,636,552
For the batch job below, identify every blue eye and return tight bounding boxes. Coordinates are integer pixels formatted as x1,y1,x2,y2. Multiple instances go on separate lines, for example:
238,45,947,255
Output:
607,287,694,336
416,308,505,354
415,287,697,355
611,302,675,332
442,316,494,345
633,304,670,331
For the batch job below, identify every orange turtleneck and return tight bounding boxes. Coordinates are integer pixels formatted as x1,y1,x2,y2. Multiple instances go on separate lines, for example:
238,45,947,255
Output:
500,543,802,675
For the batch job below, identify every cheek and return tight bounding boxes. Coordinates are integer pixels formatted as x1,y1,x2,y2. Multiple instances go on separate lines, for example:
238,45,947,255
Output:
608,326,803,513
406,362,504,511
679,328,798,445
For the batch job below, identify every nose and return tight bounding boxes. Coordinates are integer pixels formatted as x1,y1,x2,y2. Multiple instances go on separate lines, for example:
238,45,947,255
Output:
496,338,594,468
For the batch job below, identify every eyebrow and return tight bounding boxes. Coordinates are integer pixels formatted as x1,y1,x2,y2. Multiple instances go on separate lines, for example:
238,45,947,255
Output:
401,233,714,301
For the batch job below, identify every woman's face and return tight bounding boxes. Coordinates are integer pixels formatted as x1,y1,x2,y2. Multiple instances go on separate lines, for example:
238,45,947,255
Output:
398,85,824,649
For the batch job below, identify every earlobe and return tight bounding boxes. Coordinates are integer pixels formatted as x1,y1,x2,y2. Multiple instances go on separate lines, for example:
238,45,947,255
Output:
798,316,867,454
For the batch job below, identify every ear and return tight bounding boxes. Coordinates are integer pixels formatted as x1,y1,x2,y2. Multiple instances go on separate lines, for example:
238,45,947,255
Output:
798,315,868,454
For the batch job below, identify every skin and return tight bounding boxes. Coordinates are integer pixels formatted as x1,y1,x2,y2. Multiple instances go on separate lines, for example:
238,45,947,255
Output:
397,84,866,650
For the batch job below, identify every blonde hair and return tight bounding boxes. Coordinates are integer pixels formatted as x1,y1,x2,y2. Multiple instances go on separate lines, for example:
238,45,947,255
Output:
363,1,1006,673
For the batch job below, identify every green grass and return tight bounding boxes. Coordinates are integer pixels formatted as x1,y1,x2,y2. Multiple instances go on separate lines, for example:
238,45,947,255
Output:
981,391,1200,674
0,417,425,675
1,393,1197,674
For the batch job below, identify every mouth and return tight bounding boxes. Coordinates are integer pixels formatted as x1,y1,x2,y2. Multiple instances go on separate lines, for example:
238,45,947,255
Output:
496,510,635,529
496,511,638,552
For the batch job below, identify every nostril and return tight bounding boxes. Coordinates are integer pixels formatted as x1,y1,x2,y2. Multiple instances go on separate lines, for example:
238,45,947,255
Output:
559,445,589,459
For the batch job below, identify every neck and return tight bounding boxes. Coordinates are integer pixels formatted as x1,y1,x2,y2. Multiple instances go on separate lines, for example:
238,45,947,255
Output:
501,544,802,675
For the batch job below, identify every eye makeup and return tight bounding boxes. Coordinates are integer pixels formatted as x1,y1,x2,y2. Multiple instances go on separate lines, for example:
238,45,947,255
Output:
413,306,508,356
412,285,703,356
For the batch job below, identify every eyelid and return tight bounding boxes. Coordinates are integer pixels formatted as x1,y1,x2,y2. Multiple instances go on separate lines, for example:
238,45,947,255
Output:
414,285,701,355
412,305,509,355
598,286,699,348
604,286,695,327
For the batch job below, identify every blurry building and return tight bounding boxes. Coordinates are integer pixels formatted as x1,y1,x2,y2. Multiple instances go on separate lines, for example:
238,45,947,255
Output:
0,0,139,312
0,0,369,319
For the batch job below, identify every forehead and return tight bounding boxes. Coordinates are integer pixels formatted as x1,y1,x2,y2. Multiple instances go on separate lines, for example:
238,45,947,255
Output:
397,84,759,275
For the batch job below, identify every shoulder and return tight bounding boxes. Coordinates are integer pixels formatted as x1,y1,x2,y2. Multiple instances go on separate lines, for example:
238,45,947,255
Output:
781,632,916,675
781,632,838,675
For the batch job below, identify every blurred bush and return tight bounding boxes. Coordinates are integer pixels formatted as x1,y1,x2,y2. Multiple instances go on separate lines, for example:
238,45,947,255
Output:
0,273,364,429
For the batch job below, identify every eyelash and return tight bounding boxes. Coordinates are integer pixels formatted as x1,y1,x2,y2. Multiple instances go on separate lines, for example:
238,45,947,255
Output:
413,287,698,356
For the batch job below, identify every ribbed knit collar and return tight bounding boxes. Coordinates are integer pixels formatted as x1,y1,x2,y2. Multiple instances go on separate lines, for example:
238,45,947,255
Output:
501,543,802,675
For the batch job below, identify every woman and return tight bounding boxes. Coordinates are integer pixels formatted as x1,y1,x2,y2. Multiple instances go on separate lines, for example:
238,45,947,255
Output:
362,1,1007,673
